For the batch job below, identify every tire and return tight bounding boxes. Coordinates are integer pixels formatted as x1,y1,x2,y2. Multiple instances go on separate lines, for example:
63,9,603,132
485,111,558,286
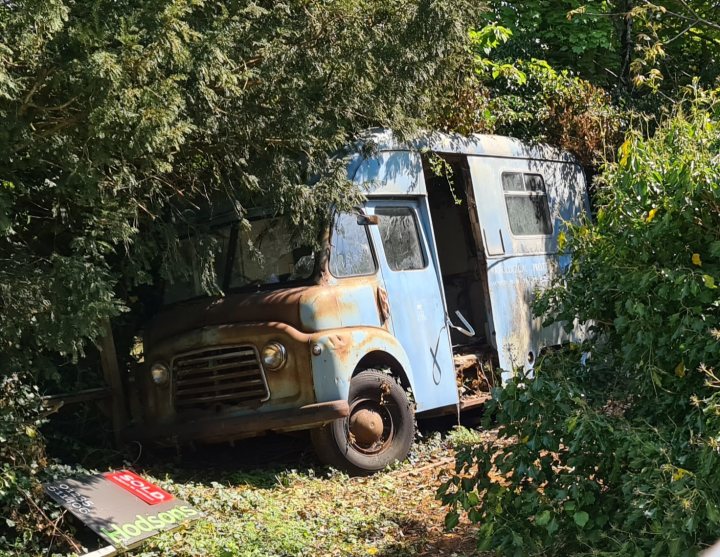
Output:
311,369,415,476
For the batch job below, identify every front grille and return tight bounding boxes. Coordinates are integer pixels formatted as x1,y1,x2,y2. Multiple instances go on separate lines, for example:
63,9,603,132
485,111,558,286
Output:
172,346,270,411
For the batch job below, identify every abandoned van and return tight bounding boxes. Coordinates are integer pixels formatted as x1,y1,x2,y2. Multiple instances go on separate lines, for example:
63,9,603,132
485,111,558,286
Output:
129,130,590,474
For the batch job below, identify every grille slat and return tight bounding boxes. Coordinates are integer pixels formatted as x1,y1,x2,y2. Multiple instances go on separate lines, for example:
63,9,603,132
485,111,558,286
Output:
174,369,262,387
172,345,270,411
176,349,256,367
175,390,269,406
175,379,265,397
174,359,260,375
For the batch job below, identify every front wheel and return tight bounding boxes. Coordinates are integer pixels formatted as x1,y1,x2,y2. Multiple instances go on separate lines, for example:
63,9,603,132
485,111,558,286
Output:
311,369,415,476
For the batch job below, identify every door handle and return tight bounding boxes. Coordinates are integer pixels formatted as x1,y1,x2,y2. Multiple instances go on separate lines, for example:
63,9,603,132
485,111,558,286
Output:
482,227,506,256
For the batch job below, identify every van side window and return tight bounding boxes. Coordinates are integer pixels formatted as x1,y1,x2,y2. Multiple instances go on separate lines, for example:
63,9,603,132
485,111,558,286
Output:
329,212,376,277
375,207,426,271
502,172,553,236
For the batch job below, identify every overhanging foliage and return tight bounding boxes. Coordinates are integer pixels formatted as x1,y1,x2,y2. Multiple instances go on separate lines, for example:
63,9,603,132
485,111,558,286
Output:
0,0,474,379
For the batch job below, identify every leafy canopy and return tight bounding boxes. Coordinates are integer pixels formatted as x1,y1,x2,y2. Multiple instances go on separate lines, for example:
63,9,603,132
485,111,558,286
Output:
0,0,474,380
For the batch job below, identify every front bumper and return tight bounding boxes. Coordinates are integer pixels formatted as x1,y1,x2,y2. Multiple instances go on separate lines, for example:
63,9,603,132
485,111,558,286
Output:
123,399,349,444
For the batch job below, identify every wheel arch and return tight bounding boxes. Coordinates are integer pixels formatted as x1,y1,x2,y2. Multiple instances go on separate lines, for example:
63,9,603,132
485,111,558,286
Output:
309,327,417,404
353,350,413,394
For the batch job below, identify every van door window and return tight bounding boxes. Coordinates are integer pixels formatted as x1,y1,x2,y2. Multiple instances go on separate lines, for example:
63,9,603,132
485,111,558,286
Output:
502,172,553,236
329,212,376,277
375,207,426,271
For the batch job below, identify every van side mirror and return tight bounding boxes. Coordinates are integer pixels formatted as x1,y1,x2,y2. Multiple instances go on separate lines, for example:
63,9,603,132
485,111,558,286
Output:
357,214,380,226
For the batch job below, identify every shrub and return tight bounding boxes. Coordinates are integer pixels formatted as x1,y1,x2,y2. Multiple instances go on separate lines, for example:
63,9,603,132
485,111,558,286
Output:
440,91,720,556
0,374,49,554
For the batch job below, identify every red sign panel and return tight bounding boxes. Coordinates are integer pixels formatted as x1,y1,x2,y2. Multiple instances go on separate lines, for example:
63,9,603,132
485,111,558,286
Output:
104,470,174,505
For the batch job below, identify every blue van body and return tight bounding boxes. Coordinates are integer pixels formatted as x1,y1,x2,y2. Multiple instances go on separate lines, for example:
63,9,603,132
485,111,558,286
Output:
340,131,589,398
133,130,590,468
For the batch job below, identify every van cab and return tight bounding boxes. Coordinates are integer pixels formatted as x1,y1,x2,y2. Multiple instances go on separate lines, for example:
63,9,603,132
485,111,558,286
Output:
128,130,590,474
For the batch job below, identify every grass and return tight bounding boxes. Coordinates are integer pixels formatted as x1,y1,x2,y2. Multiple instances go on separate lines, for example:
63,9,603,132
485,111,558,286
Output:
445,426,486,451
116,427,485,557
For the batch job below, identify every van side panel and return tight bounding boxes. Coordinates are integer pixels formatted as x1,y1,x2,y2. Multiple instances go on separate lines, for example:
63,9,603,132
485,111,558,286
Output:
468,156,589,379
353,150,427,197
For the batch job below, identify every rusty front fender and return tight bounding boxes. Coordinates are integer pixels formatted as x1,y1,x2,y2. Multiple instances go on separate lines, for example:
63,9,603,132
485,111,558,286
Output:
308,326,415,403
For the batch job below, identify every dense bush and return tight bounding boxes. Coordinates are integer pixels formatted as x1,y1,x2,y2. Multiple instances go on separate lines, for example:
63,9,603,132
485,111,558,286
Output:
0,375,96,556
487,59,622,167
440,92,720,555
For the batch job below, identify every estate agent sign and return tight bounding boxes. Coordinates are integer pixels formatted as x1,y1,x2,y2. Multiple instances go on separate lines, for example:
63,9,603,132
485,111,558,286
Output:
44,470,200,549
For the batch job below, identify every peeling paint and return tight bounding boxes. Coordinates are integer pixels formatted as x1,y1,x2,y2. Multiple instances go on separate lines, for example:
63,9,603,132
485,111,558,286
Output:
132,132,590,446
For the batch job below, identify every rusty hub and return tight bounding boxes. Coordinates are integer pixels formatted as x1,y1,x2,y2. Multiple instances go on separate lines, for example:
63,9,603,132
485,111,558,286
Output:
349,408,384,447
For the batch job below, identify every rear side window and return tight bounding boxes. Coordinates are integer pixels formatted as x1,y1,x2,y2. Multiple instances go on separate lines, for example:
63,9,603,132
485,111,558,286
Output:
502,172,553,236
329,212,376,277
375,207,426,271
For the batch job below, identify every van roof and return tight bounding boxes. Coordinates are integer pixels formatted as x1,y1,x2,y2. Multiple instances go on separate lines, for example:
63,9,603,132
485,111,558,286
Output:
348,129,580,197
359,128,577,163
354,128,577,163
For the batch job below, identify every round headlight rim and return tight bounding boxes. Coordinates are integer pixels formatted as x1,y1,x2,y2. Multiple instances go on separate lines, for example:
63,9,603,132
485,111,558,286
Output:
150,362,170,385
261,342,287,371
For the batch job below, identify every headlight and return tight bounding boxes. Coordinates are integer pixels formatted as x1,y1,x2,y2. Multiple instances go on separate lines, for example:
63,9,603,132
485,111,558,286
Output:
261,342,287,371
150,362,170,385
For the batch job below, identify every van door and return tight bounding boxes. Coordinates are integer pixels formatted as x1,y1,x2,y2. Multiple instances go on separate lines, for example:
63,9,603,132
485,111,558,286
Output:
467,157,589,380
364,199,458,412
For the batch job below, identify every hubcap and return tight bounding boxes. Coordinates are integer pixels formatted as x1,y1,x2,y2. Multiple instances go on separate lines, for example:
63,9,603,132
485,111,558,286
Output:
349,408,384,446
346,397,395,455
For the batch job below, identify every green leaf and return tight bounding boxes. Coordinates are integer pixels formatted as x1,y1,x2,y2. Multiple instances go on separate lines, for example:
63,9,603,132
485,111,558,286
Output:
574,511,589,527
546,518,559,535
566,415,578,433
709,241,720,258
707,502,720,525
444,511,459,530
536,510,551,526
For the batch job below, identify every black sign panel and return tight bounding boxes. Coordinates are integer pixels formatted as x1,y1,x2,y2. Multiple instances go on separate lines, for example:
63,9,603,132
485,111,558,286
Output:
44,471,200,549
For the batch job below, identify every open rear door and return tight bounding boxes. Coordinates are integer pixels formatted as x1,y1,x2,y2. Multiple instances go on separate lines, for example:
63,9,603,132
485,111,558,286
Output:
467,156,589,380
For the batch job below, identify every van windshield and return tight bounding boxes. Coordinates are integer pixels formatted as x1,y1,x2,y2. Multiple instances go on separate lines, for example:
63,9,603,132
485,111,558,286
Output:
163,216,316,304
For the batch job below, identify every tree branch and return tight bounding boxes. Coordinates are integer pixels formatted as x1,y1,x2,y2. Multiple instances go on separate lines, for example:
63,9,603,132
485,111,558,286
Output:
641,0,720,31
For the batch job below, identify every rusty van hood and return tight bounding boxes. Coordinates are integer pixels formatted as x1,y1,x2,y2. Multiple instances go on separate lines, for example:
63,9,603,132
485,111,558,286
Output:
145,287,310,348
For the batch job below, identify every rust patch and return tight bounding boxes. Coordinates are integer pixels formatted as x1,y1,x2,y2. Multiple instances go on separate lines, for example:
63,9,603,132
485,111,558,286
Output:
376,286,390,324
148,273,381,349
302,275,380,329
326,333,352,362
379,379,391,406
147,287,309,347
